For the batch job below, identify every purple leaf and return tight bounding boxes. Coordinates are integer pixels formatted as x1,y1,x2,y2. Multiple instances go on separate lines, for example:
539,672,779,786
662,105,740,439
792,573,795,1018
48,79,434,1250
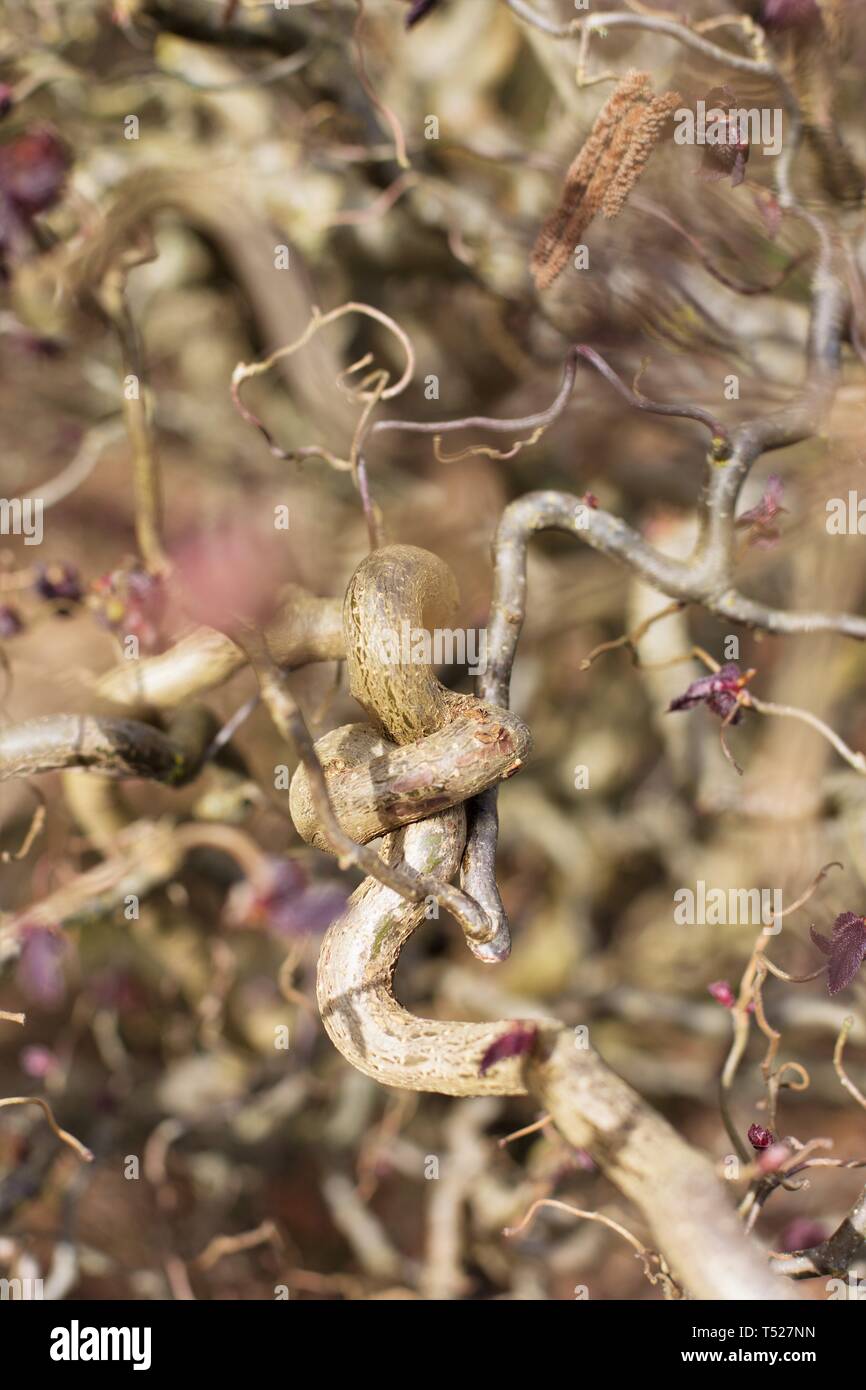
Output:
479,1023,538,1076
809,923,833,956
668,666,734,710
668,662,752,724
706,688,742,722
812,912,866,994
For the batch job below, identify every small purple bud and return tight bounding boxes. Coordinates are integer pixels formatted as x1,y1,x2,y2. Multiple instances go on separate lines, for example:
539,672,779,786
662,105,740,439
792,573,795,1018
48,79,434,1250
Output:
747,1123,774,1150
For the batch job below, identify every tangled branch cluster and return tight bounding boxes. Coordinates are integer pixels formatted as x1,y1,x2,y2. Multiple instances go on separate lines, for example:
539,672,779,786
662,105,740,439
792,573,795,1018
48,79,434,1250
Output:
0,0,865,1304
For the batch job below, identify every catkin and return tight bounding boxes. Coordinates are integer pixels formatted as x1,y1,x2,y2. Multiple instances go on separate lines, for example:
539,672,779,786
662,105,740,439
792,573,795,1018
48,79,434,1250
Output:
531,73,680,291
602,91,682,218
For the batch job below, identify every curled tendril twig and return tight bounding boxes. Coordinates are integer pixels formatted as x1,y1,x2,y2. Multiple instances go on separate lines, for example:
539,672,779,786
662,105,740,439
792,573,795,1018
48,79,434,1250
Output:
504,1198,682,1298
0,1095,93,1162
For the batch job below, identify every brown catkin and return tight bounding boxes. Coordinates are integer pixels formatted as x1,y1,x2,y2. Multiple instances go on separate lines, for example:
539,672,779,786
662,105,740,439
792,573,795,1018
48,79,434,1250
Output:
531,72,679,291
530,72,651,290
601,91,682,219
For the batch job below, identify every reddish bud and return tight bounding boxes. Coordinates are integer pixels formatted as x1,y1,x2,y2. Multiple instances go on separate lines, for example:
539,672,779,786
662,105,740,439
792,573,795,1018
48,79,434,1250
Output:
708,979,736,1008
747,1122,774,1150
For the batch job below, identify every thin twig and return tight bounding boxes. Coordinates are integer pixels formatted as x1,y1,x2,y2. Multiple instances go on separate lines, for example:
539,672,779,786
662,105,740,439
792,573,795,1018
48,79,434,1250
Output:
575,346,731,453
498,1114,552,1148
195,1220,282,1271
0,1096,93,1162
352,0,410,169
746,694,866,776
101,264,170,576
501,0,774,75
834,1017,866,1115
504,1197,681,1296
580,601,685,671
232,302,415,455
1,785,47,862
